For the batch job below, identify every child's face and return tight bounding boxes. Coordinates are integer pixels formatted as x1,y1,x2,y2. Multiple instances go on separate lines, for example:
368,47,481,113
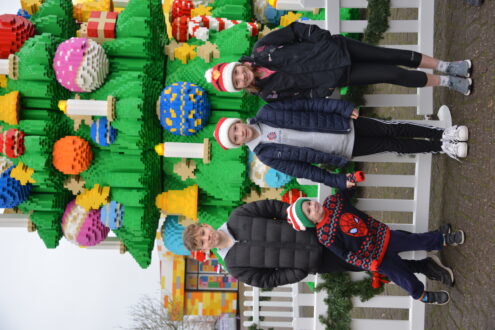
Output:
194,224,221,251
228,122,257,145
302,200,325,223
232,64,255,89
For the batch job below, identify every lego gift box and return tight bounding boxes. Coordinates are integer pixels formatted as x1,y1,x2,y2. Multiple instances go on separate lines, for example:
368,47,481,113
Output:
86,11,118,43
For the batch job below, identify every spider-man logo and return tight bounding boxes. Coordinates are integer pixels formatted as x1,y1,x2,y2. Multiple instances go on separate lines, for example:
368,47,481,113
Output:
339,213,368,237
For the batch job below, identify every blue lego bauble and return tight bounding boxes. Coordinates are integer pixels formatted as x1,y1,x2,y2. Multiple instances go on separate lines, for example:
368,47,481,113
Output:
0,166,32,208
16,9,31,19
100,201,124,230
161,215,191,256
90,117,117,146
263,5,288,26
158,82,211,136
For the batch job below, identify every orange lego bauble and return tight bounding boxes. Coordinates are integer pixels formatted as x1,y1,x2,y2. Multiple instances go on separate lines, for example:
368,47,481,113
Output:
52,136,93,175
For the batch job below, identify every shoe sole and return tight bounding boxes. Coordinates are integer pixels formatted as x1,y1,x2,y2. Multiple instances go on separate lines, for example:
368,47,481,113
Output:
435,291,451,305
460,126,469,141
456,143,468,158
430,255,455,287
465,59,472,78
449,230,466,246
463,78,473,96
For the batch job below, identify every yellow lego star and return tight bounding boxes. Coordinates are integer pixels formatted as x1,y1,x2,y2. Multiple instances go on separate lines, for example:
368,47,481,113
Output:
174,43,198,64
10,162,36,185
280,12,302,27
191,5,212,17
76,184,110,211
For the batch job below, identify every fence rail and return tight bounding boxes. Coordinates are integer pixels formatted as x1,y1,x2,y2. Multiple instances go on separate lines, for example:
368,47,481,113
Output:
243,1,439,329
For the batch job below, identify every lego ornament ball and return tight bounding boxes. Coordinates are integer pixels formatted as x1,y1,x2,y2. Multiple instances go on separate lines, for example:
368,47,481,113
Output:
0,14,36,59
0,129,25,158
52,136,93,175
282,189,307,204
158,82,210,136
53,37,109,92
62,200,109,246
100,201,124,230
90,117,117,146
0,165,32,208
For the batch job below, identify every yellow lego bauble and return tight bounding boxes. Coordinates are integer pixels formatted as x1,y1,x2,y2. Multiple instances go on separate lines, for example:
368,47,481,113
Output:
267,0,278,8
0,91,20,125
155,185,198,221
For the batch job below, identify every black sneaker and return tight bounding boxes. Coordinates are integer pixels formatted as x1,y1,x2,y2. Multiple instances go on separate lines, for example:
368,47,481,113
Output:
444,230,465,246
424,255,455,287
438,224,451,236
421,291,450,305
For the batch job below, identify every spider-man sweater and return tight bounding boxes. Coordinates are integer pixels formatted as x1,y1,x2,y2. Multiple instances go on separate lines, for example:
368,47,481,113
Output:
316,191,390,271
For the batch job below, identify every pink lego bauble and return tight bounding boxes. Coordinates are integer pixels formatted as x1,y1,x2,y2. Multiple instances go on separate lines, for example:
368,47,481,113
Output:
61,200,109,246
53,37,109,93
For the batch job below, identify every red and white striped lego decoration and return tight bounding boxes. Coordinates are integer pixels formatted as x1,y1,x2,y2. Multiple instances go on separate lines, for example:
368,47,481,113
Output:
172,15,259,42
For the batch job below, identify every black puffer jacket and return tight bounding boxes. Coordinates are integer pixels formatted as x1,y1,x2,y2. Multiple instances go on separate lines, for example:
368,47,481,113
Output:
240,22,351,101
224,200,354,288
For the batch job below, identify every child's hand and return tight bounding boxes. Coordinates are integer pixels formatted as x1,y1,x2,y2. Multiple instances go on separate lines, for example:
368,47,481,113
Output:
351,108,359,119
346,171,365,188
346,180,356,188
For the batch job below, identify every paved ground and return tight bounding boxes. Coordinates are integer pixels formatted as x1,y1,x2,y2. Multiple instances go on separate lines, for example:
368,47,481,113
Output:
426,1,495,329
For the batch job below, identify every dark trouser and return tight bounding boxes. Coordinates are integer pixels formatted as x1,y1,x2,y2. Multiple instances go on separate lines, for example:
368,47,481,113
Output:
377,230,444,299
344,37,428,88
318,241,439,276
352,117,444,157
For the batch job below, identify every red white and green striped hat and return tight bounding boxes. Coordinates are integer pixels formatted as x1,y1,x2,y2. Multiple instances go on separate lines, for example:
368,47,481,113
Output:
205,62,240,93
286,197,315,231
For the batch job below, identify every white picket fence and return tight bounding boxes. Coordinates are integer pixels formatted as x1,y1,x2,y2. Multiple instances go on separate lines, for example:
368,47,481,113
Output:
243,0,443,329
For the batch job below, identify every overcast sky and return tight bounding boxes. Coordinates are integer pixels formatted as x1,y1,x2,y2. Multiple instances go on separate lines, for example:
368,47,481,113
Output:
0,2,161,330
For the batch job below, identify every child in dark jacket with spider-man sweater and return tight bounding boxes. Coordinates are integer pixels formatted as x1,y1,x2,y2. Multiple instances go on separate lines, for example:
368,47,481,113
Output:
286,180,464,305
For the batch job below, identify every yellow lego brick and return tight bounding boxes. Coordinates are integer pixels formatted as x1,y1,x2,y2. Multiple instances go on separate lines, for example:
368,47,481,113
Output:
174,43,198,64
280,12,302,27
76,184,110,210
190,5,212,17
21,0,45,15
10,162,36,185
0,75,7,88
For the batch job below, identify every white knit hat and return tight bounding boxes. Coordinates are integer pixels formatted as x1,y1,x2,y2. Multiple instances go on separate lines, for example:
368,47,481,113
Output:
205,62,240,93
214,117,241,150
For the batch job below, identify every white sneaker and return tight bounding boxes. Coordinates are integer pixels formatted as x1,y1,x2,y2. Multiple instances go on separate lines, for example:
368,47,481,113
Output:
442,125,469,141
441,141,468,160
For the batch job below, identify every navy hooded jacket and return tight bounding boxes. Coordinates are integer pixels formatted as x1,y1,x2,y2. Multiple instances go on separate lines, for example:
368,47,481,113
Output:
249,98,355,190
239,22,351,101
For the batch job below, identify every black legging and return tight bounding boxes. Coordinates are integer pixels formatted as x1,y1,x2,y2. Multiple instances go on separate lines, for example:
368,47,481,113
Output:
352,117,443,157
344,38,428,88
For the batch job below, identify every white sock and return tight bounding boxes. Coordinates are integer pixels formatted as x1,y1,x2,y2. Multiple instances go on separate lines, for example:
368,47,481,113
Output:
439,75,450,87
436,61,449,73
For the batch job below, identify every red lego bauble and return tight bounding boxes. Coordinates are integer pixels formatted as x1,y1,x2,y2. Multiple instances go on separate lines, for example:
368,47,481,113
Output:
339,213,368,237
0,129,25,158
171,0,194,21
282,189,307,204
0,14,36,59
